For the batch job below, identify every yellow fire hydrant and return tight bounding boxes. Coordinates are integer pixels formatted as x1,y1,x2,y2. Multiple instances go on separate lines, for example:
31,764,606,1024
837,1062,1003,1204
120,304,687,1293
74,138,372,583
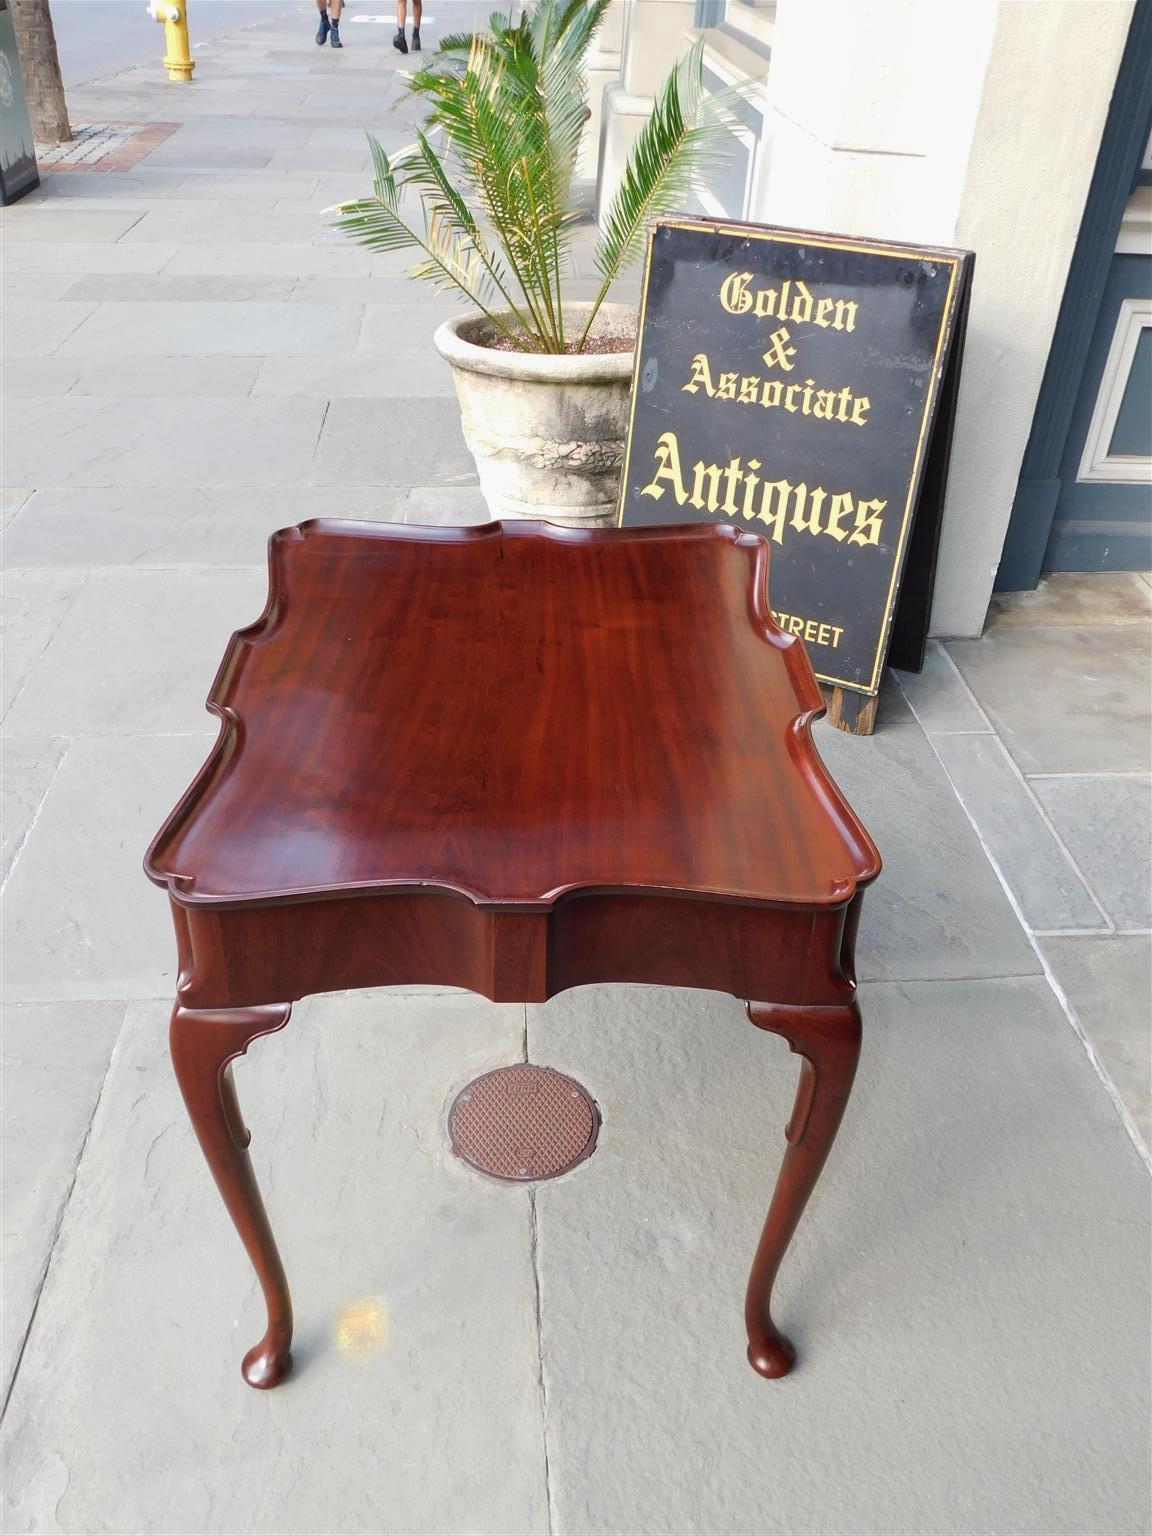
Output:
147,0,195,81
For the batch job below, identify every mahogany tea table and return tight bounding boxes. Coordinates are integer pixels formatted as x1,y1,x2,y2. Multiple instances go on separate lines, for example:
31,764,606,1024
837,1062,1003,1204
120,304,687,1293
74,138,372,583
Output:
145,519,880,1390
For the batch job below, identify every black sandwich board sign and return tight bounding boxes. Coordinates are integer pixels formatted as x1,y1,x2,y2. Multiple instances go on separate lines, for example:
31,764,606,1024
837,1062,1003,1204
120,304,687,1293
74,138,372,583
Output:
0,0,40,206
617,218,973,731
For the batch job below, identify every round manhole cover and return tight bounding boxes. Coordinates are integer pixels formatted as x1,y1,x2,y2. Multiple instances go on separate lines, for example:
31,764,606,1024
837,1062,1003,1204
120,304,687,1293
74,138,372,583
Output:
448,1064,600,1183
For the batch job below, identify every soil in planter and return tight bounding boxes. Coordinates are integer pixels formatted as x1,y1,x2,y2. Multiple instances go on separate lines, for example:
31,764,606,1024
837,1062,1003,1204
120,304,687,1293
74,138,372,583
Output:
484,332,636,356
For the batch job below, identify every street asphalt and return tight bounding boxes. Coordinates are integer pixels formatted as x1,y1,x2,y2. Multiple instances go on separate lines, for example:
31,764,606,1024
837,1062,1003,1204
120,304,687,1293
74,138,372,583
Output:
51,0,311,88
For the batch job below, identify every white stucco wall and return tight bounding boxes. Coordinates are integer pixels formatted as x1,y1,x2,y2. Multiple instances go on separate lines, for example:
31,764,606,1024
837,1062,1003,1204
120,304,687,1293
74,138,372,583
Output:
747,0,1135,635
749,0,998,243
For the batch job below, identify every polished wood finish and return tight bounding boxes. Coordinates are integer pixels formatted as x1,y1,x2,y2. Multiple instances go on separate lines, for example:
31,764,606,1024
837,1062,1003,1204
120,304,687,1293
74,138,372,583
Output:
169,1003,293,1388
146,520,880,1387
745,997,862,1377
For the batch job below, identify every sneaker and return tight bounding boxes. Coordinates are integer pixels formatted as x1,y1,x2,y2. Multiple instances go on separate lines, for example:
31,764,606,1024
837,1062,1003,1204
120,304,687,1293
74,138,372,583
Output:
392,27,408,52
329,22,342,45
411,27,421,49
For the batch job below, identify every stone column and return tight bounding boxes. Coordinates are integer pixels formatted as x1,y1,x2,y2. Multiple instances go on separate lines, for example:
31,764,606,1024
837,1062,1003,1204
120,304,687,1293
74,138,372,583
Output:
595,0,697,225
747,0,1134,636
579,0,627,188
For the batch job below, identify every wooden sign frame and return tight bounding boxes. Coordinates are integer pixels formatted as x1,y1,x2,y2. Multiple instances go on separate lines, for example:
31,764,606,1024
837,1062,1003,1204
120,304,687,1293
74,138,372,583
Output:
617,218,974,732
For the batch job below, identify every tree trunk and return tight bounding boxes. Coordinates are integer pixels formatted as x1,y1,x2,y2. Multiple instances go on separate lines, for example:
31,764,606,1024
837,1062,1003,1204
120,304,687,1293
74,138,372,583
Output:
10,0,71,145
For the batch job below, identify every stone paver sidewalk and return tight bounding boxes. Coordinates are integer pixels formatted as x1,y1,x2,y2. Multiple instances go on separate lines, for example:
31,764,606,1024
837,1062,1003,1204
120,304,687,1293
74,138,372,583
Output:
2,9,1149,1533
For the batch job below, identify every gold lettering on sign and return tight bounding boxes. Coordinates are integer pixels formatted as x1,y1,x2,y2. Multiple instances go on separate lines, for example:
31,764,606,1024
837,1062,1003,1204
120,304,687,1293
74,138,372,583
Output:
719,270,753,314
680,352,871,427
762,328,796,373
639,431,886,548
719,272,859,332
771,611,845,649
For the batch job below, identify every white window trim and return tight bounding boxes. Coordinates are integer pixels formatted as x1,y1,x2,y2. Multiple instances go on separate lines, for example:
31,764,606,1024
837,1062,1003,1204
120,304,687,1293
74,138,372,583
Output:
1116,184,1151,256
1076,298,1152,484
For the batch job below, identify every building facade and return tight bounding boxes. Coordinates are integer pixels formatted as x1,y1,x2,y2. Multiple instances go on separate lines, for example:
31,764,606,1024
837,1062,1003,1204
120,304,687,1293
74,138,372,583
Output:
591,0,1152,638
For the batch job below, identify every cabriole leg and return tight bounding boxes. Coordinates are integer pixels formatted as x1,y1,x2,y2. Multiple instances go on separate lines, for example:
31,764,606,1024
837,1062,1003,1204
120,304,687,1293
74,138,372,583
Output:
169,1003,294,1389
743,1000,862,1379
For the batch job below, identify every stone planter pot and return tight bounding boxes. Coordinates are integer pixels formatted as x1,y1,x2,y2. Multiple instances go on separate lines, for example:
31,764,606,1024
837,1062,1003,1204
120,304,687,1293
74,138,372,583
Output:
433,302,637,526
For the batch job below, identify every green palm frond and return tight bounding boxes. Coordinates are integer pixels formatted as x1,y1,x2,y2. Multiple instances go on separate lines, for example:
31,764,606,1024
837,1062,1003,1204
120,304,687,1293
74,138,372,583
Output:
415,28,566,343
596,39,741,283
331,135,527,343
411,210,496,299
398,130,478,238
367,131,401,210
579,39,746,344
432,29,476,54
333,1,748,353
399,129,538,335
533,0,613,251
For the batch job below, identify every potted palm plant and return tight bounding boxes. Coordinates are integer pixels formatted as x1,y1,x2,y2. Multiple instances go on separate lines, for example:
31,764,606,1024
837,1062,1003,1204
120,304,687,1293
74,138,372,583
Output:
333,0,744,525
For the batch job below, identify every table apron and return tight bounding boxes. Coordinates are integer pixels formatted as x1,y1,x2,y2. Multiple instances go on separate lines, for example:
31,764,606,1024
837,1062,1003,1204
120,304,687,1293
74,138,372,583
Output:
170,888,860,1010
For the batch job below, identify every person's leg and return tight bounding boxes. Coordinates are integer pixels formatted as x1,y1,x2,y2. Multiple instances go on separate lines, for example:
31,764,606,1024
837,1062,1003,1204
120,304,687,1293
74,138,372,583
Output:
328,0,343,47
394,0,408,52
314,0,330,45
411,0,422,50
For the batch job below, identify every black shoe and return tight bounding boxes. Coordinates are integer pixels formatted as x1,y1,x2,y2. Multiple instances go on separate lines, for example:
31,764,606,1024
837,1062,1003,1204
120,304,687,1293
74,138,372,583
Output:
329,23,342,45
411,27,421,49
315,11,330,43
393,27,408,52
